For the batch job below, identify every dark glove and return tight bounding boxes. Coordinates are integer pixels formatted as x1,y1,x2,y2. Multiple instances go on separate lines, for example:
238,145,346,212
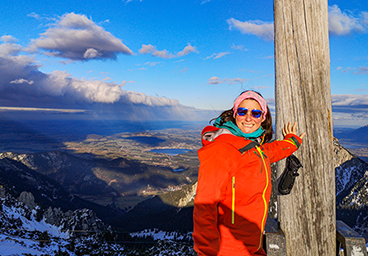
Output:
278,154,302,195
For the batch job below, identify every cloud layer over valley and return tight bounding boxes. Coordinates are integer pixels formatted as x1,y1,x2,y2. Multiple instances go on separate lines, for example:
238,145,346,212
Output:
0,35,211,121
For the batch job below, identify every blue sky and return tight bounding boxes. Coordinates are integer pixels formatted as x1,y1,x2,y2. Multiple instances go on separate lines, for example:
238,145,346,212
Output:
0,0,367,126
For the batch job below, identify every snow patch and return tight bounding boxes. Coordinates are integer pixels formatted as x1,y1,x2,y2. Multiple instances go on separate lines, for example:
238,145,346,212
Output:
352,245,365,256
3,205,69,239
131,229,192,241
269,244,280,249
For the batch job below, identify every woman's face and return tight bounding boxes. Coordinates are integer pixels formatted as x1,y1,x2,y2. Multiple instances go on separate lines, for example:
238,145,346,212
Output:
235,99,263,134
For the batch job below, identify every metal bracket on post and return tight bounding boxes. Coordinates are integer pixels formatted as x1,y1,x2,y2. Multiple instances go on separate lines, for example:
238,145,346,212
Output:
336,220,367,256
263,218,287,255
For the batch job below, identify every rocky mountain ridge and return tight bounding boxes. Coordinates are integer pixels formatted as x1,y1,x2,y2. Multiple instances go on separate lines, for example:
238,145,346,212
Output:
0,188,119,255
0,186,194,255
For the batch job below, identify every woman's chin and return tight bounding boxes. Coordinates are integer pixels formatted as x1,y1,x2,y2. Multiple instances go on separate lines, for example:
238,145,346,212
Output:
240,128,257,134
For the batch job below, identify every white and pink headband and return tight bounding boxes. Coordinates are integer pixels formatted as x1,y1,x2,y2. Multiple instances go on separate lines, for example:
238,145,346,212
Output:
233,91,268,120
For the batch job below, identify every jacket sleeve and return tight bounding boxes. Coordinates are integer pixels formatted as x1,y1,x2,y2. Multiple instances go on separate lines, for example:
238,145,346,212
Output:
193,142,233,256
264,134,303,164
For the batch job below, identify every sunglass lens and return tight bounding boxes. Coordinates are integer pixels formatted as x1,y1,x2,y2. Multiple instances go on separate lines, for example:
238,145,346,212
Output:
237,108,247,116
251,110,262,118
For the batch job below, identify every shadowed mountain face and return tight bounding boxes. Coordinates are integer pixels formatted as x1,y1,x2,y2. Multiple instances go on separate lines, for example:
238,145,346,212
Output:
0,151,120,197
0,157,123,226
333,138,368,242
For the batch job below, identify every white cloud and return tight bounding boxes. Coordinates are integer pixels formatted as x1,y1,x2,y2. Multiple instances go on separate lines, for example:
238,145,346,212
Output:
139,44,156,54
214,52,230,59
124,91,179,106
331,94,368,127
261,55,273,59
231,44,248,51
205,52,231,60
152,49,175,59
10,79,34,85
228,78,246,85
84,48,102,59
177,44,198,57
207,77,247,85
123,0,143,3
27,12,41,20
207,76,225,85
331,94,368,106
31,12,133,60
337,66,368,75
227,5,368,42
139,43,198,59
342,67,356,73
0,36,23,57
362,12,368,26
328,5,366,35
144,62,162,67
227,18,274,41
0,42,23,57
1,35,17,43
354,66,368,75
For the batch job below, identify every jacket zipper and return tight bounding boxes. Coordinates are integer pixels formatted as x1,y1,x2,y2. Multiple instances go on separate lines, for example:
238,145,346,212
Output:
232,176,235,224
255,146,269,251
253,150,264,173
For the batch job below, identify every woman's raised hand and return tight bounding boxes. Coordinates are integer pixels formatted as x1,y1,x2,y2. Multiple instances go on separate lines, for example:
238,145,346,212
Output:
282,121,306,139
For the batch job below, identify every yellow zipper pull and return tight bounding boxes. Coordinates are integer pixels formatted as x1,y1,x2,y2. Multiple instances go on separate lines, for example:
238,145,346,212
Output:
232,176,235,224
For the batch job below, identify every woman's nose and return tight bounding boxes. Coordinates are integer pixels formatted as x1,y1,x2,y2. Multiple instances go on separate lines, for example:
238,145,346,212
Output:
245,112,253,121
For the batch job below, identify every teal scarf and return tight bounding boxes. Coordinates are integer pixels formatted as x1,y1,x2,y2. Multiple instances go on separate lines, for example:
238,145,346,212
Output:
213,117,264,139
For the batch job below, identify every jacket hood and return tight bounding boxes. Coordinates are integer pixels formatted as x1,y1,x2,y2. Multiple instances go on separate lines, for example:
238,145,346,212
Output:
201,126,232,146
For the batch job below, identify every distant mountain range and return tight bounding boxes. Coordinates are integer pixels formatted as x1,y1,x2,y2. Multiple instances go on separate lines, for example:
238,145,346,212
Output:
335,125,368,144
0,156,123,227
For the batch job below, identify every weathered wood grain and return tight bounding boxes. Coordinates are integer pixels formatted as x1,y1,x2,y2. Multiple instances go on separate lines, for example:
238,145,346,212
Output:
274,0,336,255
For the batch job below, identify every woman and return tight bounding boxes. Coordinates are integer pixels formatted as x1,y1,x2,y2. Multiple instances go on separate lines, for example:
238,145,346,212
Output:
193,90,305,256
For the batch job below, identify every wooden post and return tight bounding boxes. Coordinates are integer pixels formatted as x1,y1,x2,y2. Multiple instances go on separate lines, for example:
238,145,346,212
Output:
336,220,368,256
274,0,336,255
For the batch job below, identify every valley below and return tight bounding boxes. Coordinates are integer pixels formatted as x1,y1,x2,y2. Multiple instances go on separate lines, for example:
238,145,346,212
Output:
62,128,202,211
0,120,203,212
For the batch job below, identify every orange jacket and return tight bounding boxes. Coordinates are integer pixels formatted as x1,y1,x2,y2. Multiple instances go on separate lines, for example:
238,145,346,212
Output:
193,126,302,256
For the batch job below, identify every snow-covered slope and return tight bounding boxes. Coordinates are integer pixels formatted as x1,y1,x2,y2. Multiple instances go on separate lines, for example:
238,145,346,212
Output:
0,188,195,255
0,188,124,255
